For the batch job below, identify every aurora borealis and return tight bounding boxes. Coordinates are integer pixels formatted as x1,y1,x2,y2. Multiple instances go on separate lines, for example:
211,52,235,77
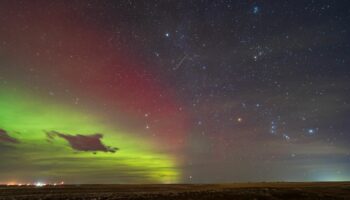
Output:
1,1,350,184
0,0,186,184
0,88,180,183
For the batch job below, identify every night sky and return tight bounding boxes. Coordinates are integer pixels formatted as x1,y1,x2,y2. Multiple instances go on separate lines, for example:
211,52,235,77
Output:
1,0,350,184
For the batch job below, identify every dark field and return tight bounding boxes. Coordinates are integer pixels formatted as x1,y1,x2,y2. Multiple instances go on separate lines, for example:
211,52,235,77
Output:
1,182,350,200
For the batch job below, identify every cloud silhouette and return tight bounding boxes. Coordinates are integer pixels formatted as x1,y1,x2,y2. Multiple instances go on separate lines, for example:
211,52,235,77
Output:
47,131,118,153
0,129,19,144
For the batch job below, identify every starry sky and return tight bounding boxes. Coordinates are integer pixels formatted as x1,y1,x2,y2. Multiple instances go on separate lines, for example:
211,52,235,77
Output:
0,0,350,184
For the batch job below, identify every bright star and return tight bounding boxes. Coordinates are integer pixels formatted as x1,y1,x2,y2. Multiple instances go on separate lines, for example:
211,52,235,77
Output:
283,133,290,141
252,6,259,14
307,128,317,135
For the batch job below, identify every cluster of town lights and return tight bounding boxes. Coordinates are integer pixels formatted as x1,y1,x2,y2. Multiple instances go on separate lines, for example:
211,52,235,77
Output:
6,181,64,187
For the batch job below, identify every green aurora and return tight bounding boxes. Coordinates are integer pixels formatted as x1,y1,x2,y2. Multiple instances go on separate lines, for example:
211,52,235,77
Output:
0,87,180,183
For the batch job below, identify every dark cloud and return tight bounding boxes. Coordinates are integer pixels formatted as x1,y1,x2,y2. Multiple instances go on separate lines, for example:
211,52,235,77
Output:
47,131,118,153
0,129,19,144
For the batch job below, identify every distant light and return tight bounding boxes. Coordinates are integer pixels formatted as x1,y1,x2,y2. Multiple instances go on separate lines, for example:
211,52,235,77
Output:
237,118,242,123
35,182,46,187
6,182,16,186
165,32,170,37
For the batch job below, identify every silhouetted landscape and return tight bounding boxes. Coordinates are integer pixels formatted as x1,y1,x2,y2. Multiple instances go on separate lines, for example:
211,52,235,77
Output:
1,182,350,200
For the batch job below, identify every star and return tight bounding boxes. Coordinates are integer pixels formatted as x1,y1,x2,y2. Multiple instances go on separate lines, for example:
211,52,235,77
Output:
283,133,290,141
252,5,260,14
165,32,170,37
306,128,319,136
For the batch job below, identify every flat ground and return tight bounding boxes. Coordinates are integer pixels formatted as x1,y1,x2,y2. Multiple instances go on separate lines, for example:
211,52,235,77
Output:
1,182,350,200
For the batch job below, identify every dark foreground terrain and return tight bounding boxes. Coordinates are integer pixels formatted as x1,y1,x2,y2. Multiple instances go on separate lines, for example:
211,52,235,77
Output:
1,182,350,200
